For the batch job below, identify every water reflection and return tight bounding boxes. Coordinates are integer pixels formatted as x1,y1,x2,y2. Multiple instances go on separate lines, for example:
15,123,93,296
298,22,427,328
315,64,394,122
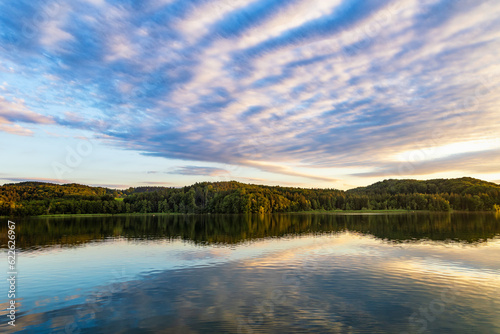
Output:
0,213,499,333
2,212,500,251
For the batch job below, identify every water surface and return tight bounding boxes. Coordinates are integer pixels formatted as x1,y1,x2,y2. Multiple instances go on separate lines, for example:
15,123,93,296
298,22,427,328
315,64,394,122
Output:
1,213,499,333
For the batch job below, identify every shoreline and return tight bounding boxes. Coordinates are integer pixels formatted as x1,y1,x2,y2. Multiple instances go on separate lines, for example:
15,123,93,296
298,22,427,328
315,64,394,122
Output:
2,209,497,219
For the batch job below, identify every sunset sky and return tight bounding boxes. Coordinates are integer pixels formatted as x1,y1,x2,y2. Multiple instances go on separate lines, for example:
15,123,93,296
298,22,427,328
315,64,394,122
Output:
1,0,499,189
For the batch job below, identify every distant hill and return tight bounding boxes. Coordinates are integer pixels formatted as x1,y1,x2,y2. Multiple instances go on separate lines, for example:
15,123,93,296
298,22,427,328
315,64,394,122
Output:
1,177,499,216
347,177,500,196
0,181,114,202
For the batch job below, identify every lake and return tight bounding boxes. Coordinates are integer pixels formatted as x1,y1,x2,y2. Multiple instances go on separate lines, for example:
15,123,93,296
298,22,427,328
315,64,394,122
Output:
1,213,500,333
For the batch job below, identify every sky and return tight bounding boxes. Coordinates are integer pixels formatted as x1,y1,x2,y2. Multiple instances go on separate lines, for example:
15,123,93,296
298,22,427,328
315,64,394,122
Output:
0,0,499,190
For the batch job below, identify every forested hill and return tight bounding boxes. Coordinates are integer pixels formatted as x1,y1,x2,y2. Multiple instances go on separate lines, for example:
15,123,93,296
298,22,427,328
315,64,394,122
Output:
1,178,499,216
348,177,500,196
0,182,114,201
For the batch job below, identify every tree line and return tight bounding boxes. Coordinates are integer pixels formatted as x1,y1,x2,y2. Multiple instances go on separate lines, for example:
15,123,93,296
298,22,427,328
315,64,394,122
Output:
1,177,499,216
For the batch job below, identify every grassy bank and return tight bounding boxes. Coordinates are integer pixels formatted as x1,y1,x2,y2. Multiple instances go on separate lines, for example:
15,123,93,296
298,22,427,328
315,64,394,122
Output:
292,209,420,214
1,212,185,219
3,209,498,219
2,209,436,219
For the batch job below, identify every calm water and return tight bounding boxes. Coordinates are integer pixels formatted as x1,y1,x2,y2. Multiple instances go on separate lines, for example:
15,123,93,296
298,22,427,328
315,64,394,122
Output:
1,213,500,333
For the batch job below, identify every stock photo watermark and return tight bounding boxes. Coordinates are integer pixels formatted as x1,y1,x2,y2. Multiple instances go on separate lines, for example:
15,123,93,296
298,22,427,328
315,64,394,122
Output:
237,242,335,333
5,220,17,327
7,0,64,47
52,135,96,182
339,2,402,60
65,268,129,334
401,285,461,334
396,69,500,177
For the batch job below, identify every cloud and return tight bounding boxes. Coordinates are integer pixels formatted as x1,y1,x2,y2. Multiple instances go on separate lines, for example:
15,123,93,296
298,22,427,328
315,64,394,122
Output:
242,161,338,183
1,177,72,184
140,181,174,186
0,97,55,136
231,0,393,62
38,3,74,48
169,166,230,177
353,148,500,178
0,97,54,124
0,122,33,136
1,0,500,182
